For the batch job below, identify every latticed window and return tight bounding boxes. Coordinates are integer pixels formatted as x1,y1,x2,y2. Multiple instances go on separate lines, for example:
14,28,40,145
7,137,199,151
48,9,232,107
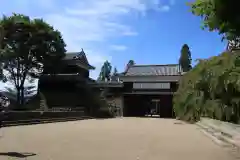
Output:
133,82,170,89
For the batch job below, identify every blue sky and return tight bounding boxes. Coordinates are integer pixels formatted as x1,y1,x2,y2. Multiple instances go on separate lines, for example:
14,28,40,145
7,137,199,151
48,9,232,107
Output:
0,0,227,84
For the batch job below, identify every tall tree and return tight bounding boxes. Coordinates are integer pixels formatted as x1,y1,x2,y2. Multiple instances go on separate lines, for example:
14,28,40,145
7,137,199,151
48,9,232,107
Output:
112,67,118,76
125,60,135,72
110,67,119,82
0,13,66,106
0,25,5,80
127,60,135,66
189,0,240,50
4,84,37,100
179,44,192,72
98,61,112,81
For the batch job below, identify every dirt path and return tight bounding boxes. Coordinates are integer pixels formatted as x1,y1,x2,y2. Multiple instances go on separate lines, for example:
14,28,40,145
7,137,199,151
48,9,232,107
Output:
0,118,238,160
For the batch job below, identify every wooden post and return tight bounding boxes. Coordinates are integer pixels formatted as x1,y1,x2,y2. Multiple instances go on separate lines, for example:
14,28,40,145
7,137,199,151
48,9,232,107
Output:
121,95,124,117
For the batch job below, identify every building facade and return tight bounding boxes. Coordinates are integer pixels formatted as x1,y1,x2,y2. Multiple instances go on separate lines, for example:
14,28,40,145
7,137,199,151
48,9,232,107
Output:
38,49,95,111
91,64,183,117
119,64,182,117
38,50,182,118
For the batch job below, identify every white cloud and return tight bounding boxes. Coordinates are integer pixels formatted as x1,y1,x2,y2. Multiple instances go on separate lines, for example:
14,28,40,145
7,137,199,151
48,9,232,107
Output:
159,5,170,12
0,0,175,79
43,0,175,78
110,45,128,51
122,30,139,36
170,0,176,5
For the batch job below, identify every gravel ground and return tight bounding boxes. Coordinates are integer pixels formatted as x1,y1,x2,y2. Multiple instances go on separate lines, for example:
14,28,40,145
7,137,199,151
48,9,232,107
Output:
0,118,238,160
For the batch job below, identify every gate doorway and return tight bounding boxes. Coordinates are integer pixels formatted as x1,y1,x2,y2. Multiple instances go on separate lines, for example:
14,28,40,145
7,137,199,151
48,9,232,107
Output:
123,94,174,118
146,99,160,117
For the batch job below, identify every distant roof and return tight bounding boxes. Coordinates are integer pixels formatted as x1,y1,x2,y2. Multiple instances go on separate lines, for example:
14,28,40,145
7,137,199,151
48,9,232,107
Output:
64,49,95,69
125,64,182,76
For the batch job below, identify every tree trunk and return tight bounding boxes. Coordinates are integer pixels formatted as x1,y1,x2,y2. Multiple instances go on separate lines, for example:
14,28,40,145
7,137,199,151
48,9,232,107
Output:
16,86,25,109
16,87,21,108
20,87,25,107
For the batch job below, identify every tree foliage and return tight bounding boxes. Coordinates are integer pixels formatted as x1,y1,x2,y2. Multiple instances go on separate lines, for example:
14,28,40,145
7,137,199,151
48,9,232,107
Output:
98,61,112,81
190,0,240,50
174,0,240,124
112,67,118,76
126,60,135,68
124,60,135,73
179,44,192,72
5,85,37,98
190,0,240,39
0,13,66,106
174,50,240,123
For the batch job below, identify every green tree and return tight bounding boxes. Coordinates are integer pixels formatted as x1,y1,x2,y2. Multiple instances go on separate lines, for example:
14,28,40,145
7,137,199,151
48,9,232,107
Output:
112,67,118,76
124,60,135,72
98,61,112,81
189,0,240,50
0,25,5,80
127,60,135,67
4,85,37,100
173,1,240,123
179,44,192,72
0,13,66,106
174,51,240,123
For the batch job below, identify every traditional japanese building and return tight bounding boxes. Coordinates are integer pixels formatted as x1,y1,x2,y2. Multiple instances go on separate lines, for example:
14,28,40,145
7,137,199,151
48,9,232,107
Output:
38,49,96,112
38,49,182,118
119,64,182,117
89,64,183,118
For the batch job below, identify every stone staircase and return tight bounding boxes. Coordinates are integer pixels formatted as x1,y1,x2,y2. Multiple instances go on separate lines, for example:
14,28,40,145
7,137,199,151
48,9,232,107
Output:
196,118,240,158
196,118,240,148
2,116,93,127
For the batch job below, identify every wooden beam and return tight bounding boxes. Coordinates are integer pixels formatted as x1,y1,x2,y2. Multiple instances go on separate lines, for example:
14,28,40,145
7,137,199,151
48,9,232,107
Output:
124,91,174,95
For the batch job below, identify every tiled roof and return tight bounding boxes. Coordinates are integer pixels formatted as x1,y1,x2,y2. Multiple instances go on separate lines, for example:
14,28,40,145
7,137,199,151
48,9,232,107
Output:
64,52,79,60
125,64,182,76
64,50,87,61
64,49,95,69
111,75,119,82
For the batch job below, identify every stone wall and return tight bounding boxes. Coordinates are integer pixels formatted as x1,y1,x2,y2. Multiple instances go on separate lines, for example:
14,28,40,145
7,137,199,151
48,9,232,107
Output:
105,96,123,116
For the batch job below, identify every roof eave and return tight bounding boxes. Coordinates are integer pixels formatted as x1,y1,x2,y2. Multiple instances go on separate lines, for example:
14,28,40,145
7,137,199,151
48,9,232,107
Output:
89,65,95,70
120,74,182,77
119,75,182,82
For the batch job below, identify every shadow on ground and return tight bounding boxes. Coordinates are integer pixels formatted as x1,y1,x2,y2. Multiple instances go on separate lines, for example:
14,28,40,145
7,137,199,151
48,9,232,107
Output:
0,152,36,158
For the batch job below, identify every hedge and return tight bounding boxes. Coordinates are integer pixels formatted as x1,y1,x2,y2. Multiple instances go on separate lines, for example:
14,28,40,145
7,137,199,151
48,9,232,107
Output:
174,50,240,124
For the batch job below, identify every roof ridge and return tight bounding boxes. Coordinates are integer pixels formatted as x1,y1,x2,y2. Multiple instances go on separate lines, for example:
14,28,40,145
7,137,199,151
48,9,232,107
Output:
66,51,81,54
66,49,86,56
125,63,182,76
131,64,179,67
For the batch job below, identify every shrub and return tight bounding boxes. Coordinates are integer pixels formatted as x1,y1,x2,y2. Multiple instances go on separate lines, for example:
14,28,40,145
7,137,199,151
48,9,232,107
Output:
83,85,114,118
174,50,240,124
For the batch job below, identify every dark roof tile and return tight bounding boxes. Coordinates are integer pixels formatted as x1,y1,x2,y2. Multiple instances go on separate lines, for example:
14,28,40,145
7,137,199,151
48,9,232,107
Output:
64,50,86,60
64,49,95,69
125,64,182,76
64,52,79,60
